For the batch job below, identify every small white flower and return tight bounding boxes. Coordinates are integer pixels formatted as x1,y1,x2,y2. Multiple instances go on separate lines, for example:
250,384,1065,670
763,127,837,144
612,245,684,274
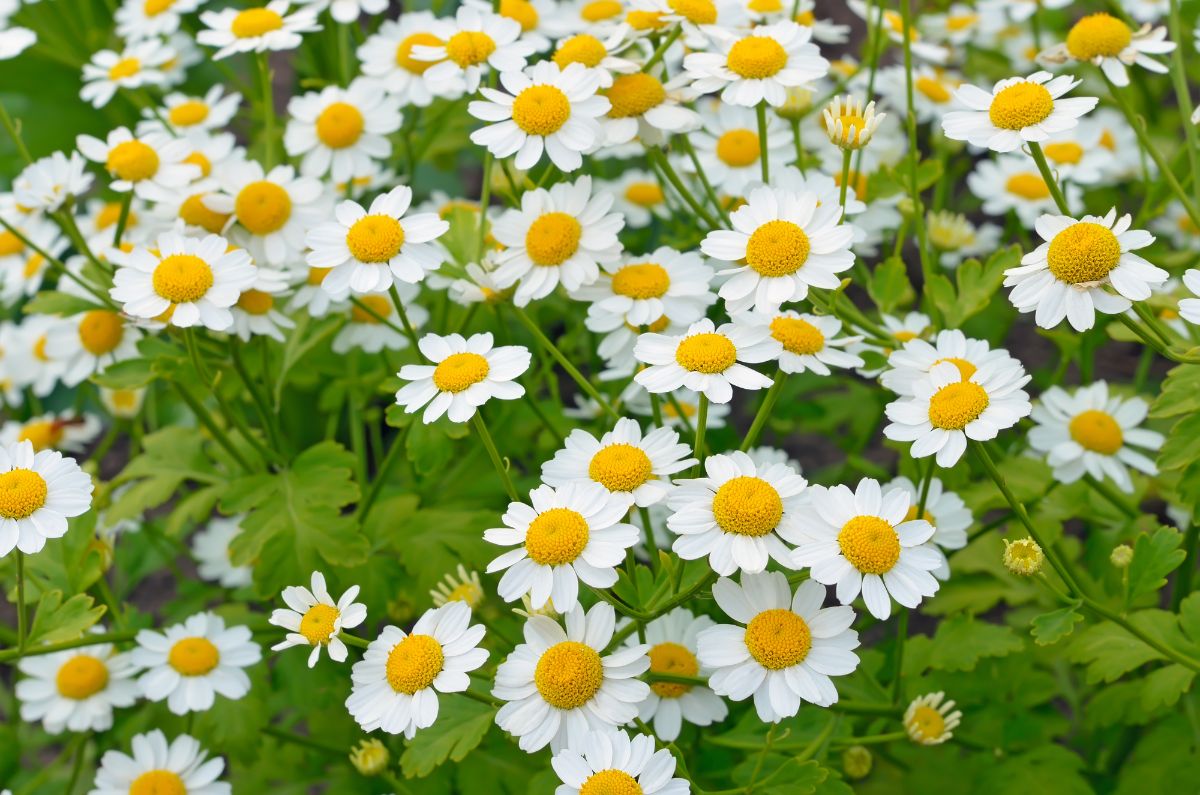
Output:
882,476,971,580
1040,14,1174,87
13,151,94,212
942,71,1098,152
966,155,1082,226
90,731,230,795
357,13,460,106
191,516,254,589
396,331,531,423
43,308,140,387
141,86,242,138
0,440,93,557
81,39,175,108
0,412,102,454
551,728,691,794
575,246,716,331
230,286,295,342
332,288,428,354
690,104,792,195
16,632,139,733
76,128,200,202
683,21,829,107
412,6,536,95
904,691,962,745
197,0,322,60
116,0,204,41
926,210,1004,268
744,310,864,375
270,571,368,667
284,77,402,182
634,318,776,405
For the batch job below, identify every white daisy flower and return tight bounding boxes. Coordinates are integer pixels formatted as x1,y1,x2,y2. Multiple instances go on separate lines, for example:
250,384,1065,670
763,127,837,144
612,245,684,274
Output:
13,151,93,212
131,612,261,715
430,564,486,608
493,602,650,753
110,231,257,331
470,61,609,172
904,691,962,745
100,387,146,420
191,516,254,589
605,170,670,228
1035,126,1109,186
7,315,68,398
683,20,829,107
875,64,962,124
920,2,987,45
666,450,806,576
232,286,296,342
116,0,204,40
744,310,864,375
81,39,174,108
926,210,1004,268
1041,13,1174,87
197,1,321,60
0,412,101,454
1154,204,1200,251
1004,209,1167,331
702,186,854,313
551,728,691,794
0,222,67,303
395,331,531,423
624,386,733,430
1182,269,1200,324
941,71,1098,153
698,572,860,721
689,104,792,195
847,0,950,62
331,289,428,354
1028,381,1164,493
43,309,140,387
90,731,230,795
600,70,701,147
143,86,243,138
0,27,35,60
549,30,640,87
357,13,459,106
882,476,970,580
284,77,402,182
270,571,368,667
485,482,638,611
793,478,941,620
206,160,328,267
634,317,775,404
490,176,624,306
542,418,695,508
977,0,1071,24
966,155,1082,226
0,440,93,557
16,632,139,733
884,359,1033,468
821,94,886,150
541,0,627,39
881,328,1020,396
412,6,536,95
76,128,199,202
319,0,388,24
575,246,715,331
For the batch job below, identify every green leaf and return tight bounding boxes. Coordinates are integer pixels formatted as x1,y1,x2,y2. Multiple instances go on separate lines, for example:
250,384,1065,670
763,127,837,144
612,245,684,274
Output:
1179,592,1200,645
109,426,218,523
914,613,1024,673
980,745,1091,795
90,357,155,389
25,591,105,645
400,697,496,778
867,256,914,314
1140,664,1195,712
925,273,958,325
948,245,1020,326
1158,413,1200,471
22,290,106,317
1126,526,1186,606
1031,604,1085,646
1067,617,1166,683
1151,363,1200,419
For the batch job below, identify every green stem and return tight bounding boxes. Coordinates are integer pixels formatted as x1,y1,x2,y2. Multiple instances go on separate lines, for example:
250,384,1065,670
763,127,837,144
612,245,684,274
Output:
1027,141,1072,215
173,382,254,473
740,368,785,451
679,135,730,224
1082,473,1139,519
510,306,618,419
756,101,770,183
791,117,806,175
357,427,407,523
0,101,34,164
0,630,139,663
693,394,709,471
643,25,682,72
638,505,660,570
648,147,718,230
16,552,26,650
340,632,370,649
898,0,936,319
111,191,133,248
256,52,277,168
388,284,422,351
471,411,520,501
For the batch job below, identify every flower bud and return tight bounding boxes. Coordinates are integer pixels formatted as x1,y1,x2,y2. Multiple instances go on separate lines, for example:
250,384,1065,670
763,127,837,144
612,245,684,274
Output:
1003,537,1044,576
1110,543,1134,568
842,745,873,779
349,739,389,776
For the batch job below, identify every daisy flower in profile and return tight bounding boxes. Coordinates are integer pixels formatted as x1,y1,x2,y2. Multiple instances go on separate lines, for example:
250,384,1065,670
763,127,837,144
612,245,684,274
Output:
0,412,101,454
745,310,864,376
207,160,327,266
43,308,139,386
1181,269,1200,324
116,0,205,41
395,332,531,423
229,287,295,342
132,613,261,715
876,64,962,123
552,728,691,795
81,39,174,108
13,151,93,212
1028,382,1163,493
683,20,829,107
0,440,93,557
822,95,885,150
470,61,609,172
191,517,253,588
1006,209,1167,331
270,571,368,667
197,1,321,60
346,601,488,738
941,71,1098,152
305,187,448,295
412,5,536,95
549,30,639,86
110,232,256,331
0,27,35,60
490,176,624,306
485,482,638,611
16,633,138,733
430,564,485,609
634,318,775,404
284,78,402,182
90,731,230,795
76,128,198,202
967,156,1082,226
884,359,1033,467
1041,13,1173,87
667,450,806,576
882,476,970,580
332,291,427,354
904,692,961,746
607,170,669,228
600,70,702,147
793,479,941,620
691,104,791,195
575,247,715,330
493,602,650,753
357,13,457,106
542,418,695,508
926,210,1003,268
881,328,1018,396
698,572,860,721
629,608,728,741
702,186,855,313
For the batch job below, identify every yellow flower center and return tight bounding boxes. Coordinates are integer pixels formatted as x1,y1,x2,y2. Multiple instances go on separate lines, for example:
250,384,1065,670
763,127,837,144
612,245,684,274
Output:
1069,408,1123,454
1046,222,1122,284
512,85,572,136
525,212,582,266
431,351,491,393
307,266,331,285
712,476,783,537
579,770,643,795
931,356,976,380
107,58,141,81
236,181,292,235
624,182,664,207
299,603,340,645
669,0,717,23
534,641,604,709
316,102,365,149
130,771,185,795
445,31,496,68
744,609,811,670
916,76,952,103
927,381,989,430
726,36,788,79
152,254,214,304
524,507,590,565
386,634,444,694
78,310,125,355
988,82,1054,131
500,0,539,30
606,73,666,119
588,443,654,492
351,294,391,323
838,515,901,574
581,0,622,21
1004,172,1051,200
396,32,444,73
648,641,699,698
95,201,129,230
554,34,608,68
184,151,212,178
675,332,736,373
180,193,231,233
18,421,64,451
1066,13,1132,60
745,219,811,277
168,636,220,676
833,169,870,201
106,140,159,182
908,705,946,740
749,0,782,11
716,129,760,168
625,10,666,30
1043,141,1083,165
770,316,824,355
795,8,815,24
0,230,23,257
33,335,49,362
828,112,869,147
237,289,274,315
55,654,109,699
231,8,284,38
23,254,44,279
144,0,175,15
611,262,670,299
904,505,934,524
168,99,208,127
346,214,405,263
946,12,976,31
1100,129,1116,150
445,581,484,605
0,468,48,520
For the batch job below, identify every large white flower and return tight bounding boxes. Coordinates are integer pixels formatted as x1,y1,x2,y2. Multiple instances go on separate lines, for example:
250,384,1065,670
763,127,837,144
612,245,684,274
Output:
743,310,864,375
270,570,368,667
206,159,328,267
0,440,93,557
395,332,531,423
284,77,402,182
17,632,139,733
551,728,691,795
357,13,459,106
634,318,775,404
941,71,1098,152
698,572,860,722
197,1,321,60
13,151,93,212
683,21,829,107
881,329,1020,396
90,731,230,795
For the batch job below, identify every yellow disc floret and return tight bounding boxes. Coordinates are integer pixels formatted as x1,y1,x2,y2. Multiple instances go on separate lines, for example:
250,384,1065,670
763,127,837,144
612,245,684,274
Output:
55,654,109,699
512,85,572,136
1046,222,1122,284
611,262,670,299
501,0,539,30
534,641,604,709
988,82,1054,130
152,254,214,304
675,333,736,373
726,36,788,79
606,73,666,119
553,34,608,69
1069,409,1123,454
770,316,824,355
351,294,391,324
299,603,340,645
346,214,405,263
236,181,292,235
908,705,946,741
1043,141,1084,165
78,310,125,355
915,76,952,103
445,31,496,68
107,58,141,80
648,641,700,698
1066,13,1132,60
386,634,444,694
931,356,977,380
579,770,644,795
744,608,811,669
716,129,760,167
106,140,159,182
589,443,654,492
237,289,274,315
396,32,444,73
838,515,901,574
581,0,622,21
1005,172,1051,200
624,182,664,207
18,421,64,451
669,0,717,23
130,771,186,795
525,212,582,266
745,220,811,277
316,102,365,149
168,99,209,127
0,468,48,520
431,352,491,393
168,636,220,676
231,8,283,38
180,193,231,233
712,476,783,537
524,507,590,565
927,381,989,430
